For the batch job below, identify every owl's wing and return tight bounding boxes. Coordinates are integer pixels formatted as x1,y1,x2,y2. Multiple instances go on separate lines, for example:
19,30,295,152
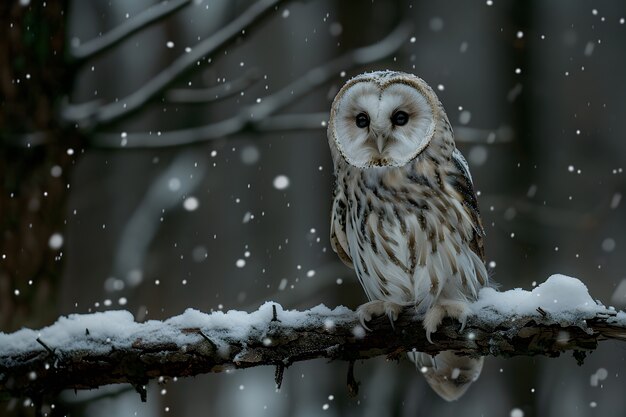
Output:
330,187,354,269
450,148,485,262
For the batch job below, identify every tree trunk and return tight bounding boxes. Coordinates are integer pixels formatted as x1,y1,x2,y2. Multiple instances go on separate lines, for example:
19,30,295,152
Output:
0,0,79,333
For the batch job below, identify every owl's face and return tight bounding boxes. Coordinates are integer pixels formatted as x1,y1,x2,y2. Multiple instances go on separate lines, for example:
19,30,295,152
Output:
328,72,441,169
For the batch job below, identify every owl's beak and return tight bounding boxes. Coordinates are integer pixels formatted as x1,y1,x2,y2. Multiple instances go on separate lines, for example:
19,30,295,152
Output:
375,134,386,154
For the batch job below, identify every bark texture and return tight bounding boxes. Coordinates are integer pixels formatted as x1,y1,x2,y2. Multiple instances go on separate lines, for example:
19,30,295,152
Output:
0,0,80,333
1,305,625,402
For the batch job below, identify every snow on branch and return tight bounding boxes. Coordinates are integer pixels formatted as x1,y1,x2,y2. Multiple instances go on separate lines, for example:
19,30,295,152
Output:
1,275,625,401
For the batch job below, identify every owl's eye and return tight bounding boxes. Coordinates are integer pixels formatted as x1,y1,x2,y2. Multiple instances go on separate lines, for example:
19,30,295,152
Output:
391,111,409,126
355,112,370,128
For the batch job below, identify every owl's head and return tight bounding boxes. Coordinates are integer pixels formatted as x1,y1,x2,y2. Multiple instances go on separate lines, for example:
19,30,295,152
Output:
328,71,446,169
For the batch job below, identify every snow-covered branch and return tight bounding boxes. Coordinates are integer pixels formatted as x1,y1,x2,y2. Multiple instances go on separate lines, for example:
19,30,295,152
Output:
1,275,624,401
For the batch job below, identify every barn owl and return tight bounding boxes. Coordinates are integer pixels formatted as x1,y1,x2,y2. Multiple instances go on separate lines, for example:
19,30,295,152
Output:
327,71,487,401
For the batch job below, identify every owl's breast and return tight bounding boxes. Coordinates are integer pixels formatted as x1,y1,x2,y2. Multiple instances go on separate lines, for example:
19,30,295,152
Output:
341,166,487,308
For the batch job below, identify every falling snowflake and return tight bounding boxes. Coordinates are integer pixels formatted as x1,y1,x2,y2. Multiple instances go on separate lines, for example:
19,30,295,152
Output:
273,175,290,190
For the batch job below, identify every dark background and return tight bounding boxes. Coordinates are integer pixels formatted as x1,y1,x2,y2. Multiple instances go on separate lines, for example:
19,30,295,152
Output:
2,0,626,416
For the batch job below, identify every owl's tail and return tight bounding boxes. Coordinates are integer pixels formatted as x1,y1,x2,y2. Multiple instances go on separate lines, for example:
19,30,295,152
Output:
407,350,484,401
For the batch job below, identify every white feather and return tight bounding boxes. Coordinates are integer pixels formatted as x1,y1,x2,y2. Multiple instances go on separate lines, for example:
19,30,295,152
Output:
328,71,488,401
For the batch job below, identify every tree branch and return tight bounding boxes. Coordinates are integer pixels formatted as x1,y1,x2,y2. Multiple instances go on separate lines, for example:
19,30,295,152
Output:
1,299,625,401
70,0,192,62
453,125,514,144
63,0,290,128
165,68,262,104
88,21,413,149
255,112,331,132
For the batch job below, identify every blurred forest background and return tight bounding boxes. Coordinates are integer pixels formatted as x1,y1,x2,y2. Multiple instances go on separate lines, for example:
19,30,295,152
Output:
1,0,626,416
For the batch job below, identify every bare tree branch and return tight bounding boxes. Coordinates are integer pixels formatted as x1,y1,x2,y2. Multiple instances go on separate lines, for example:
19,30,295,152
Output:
453,125,515,144
63,0,290,128
70,0,192,62
165,69,262,104
89,21,413,149
255,112,330,131
1,302,625,401
0,132,50,148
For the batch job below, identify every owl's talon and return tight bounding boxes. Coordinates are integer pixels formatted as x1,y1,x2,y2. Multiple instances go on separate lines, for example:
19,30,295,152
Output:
459,316,467,333
356,303,376,331
422,305,445,343
385,303,402,330
441,301,470,334
423,301,471,340
385,304,401,321
357,300,403,331
357,312,372,332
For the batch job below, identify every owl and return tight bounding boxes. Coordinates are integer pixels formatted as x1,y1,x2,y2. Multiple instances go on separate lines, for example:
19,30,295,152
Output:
327,71,488,401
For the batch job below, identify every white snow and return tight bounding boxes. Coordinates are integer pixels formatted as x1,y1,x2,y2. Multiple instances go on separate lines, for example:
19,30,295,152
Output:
48,233,64,250
590,367,608,387
0,275,616,366
472,274,604,323
601,238,616,252
610,192,621,209
50,165,63,178
168,177,181,191
0,310,142,359
272,175,290,190
0,302,352,366
183,196,199,211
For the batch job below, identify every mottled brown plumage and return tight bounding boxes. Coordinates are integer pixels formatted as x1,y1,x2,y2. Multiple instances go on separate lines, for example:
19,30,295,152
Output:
327,71,488,401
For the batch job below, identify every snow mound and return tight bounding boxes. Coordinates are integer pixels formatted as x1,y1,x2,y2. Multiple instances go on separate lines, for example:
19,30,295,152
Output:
472,274,603,322
0,302,352,363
